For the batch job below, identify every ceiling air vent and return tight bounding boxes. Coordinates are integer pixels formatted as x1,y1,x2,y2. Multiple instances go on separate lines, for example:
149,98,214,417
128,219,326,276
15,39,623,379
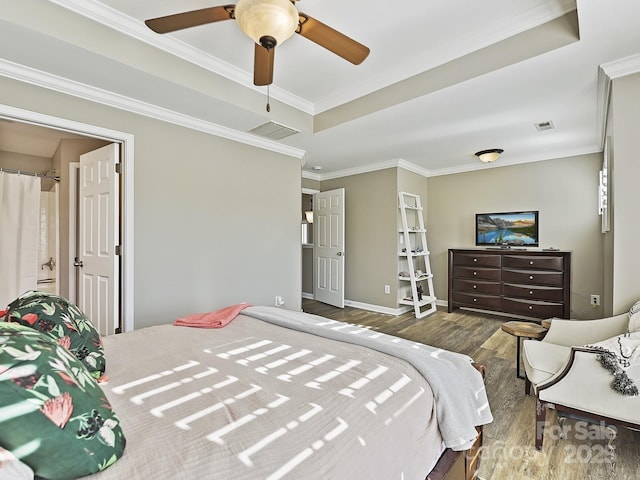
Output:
534,121,555,132
249,121,299,140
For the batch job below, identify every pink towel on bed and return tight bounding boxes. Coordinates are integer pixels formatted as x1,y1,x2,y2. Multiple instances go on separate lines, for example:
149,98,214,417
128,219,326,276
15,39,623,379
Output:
174,303,251,328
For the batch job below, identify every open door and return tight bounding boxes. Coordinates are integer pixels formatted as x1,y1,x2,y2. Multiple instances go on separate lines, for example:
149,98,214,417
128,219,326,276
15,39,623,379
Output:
77,144,120,335
313,188,345,308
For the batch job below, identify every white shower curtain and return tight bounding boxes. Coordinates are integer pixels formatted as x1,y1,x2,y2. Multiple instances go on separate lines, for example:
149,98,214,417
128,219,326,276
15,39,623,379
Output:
0,172,41,308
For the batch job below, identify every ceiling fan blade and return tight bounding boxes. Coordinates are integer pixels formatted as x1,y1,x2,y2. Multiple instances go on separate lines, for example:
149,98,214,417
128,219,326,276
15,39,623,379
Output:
254,44,275,86
145,5,235,34
296,14,370,65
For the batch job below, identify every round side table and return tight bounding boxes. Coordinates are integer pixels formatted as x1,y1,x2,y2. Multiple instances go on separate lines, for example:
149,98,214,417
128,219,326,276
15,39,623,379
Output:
501,321,548,379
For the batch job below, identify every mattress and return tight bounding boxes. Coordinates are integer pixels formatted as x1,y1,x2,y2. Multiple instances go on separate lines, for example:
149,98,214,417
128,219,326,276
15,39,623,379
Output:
91,311,475,479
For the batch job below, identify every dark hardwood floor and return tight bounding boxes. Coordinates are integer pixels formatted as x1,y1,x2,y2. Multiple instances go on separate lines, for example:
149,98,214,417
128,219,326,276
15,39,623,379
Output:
301,299,640,480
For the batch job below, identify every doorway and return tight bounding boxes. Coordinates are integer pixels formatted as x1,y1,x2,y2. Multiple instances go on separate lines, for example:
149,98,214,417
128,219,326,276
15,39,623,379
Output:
301,188,317,300
0,104,135,332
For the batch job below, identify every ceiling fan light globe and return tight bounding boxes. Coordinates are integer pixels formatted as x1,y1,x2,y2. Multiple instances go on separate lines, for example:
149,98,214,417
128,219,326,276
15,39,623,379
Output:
235,0,299,47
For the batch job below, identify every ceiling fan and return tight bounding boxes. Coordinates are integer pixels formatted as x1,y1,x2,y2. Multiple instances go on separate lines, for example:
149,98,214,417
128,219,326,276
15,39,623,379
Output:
145,0,370,87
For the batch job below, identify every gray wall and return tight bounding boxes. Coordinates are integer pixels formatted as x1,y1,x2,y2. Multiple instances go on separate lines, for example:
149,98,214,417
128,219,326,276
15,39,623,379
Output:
0,75,303,329
302,177,321,191
427,154,604,318
3,72,629,323
0,151,53,185
397,168,429,202
313,157,605,320
322,168,399,309
610,72,640,313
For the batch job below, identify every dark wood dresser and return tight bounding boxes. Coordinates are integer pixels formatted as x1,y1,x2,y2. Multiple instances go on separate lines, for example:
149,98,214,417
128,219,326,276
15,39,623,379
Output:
448,248,571,319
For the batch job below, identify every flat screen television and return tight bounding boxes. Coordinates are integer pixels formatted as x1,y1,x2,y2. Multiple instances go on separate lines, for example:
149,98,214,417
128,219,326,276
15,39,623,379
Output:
475,211,539,247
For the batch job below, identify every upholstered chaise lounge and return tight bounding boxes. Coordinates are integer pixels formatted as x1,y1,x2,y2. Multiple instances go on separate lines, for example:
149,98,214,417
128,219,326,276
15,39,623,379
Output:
522,311,640,450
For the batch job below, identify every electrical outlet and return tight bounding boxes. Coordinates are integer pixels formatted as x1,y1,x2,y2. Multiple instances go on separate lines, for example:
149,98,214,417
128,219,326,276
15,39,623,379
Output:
275,296,284,306
384,285,390,294
590,294,600,307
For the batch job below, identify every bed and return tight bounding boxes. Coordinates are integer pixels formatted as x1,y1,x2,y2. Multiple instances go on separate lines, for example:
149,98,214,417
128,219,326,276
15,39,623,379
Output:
1,298,492,480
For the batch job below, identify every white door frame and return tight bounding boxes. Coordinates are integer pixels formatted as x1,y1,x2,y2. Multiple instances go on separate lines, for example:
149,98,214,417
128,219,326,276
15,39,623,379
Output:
0,104,135,332
68,162,79,304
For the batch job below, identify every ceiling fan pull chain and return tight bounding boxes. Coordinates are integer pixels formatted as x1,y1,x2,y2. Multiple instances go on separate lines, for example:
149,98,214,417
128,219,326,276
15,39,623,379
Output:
266,85,271,112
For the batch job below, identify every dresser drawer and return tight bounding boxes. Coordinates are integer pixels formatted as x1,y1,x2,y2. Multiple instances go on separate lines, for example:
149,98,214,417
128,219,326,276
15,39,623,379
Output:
453,279,502,295
502,298,565,318
503,255,564,271
502,283,565,302
454,253,501,268
453,266,501,281
452,292,502,310
502,269,564,287
448,249,571,319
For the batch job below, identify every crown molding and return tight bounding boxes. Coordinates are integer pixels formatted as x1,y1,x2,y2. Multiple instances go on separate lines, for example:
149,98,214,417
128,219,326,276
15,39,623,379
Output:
396,159,430,177
311,158,404,181
426,145,602,177
599,52,640,79
597,53,640,149
301,170,323,181
302,158,428,181
303,144,602,181
0,58,306,160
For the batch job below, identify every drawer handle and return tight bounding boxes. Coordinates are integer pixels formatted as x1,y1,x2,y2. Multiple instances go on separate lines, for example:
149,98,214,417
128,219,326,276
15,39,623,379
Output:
529,291,533,295
473,258,477,262
473,285,477,289
529,275,534,280
473,271,477,276
529,305,533,310
529,261,534,265
473,298,477,302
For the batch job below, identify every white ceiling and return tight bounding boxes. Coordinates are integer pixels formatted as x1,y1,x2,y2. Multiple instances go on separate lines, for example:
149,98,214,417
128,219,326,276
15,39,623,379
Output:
1,0,640,177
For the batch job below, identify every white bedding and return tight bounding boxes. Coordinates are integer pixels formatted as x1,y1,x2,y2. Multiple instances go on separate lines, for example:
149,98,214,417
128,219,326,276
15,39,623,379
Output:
91,309,488,479
244,306,493,450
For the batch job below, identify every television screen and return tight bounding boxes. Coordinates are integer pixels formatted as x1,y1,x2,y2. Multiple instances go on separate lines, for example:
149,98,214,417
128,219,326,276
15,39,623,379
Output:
475,211,539,247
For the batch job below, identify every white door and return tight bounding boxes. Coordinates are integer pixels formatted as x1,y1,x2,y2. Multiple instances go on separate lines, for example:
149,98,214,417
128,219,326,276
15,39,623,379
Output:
314,188,345,308
78,144,120,335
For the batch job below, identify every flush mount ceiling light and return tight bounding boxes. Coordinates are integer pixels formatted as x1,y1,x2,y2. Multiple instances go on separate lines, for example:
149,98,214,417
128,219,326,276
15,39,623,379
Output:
475,148,504,163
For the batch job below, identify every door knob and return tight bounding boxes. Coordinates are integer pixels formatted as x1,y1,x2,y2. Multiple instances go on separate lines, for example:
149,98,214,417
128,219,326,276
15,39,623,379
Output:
337,251,344,256
74,257,84,268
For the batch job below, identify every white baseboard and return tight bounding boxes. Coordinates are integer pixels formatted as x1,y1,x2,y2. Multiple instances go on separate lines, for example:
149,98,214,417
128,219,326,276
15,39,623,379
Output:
344,300,412,316
303,294,448,317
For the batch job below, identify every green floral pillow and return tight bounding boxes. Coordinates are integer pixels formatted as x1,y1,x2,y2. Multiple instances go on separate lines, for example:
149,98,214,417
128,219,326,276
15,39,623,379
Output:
0,322,125,479
4,291,105,380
